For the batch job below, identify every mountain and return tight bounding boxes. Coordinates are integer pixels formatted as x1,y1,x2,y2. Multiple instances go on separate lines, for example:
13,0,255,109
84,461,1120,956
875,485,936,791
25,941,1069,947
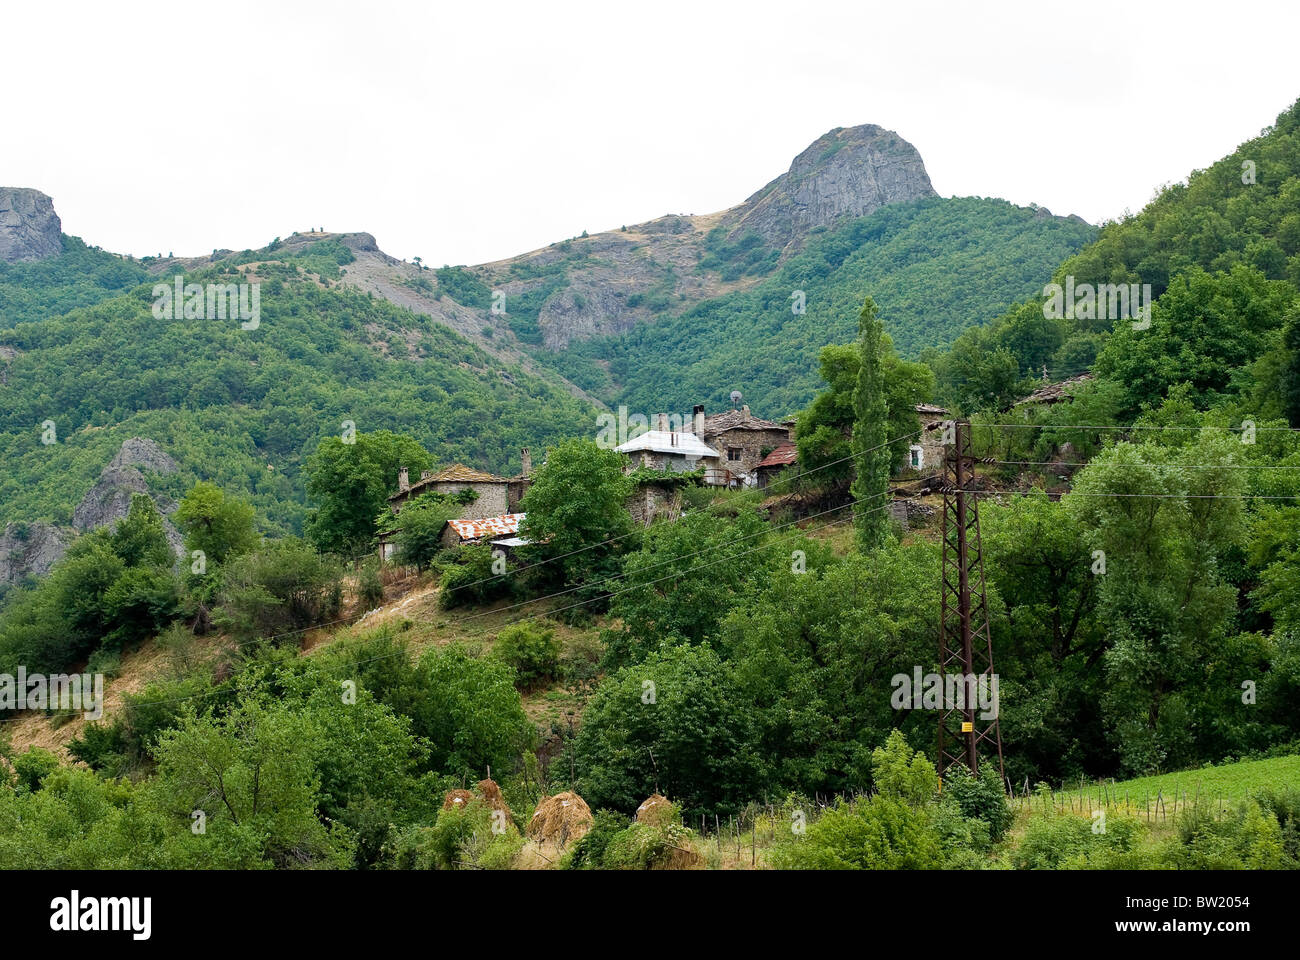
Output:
0,230,601,540
0,188,62,262
382,124,1093,416
0,121,1093,541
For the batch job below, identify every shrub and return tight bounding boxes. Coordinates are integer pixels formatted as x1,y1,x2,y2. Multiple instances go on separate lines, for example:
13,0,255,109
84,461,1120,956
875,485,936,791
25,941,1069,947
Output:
495,623,559,690
941,763,1014,842
560,809,632,869
357,559,385,608
215,538,341,642
437,545,511,609
12,747,61,792
770,795,944,869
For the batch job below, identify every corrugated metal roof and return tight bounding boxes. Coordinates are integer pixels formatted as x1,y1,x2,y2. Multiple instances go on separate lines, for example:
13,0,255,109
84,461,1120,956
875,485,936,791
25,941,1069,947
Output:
447,513,524,541
757,441,798,469
616,430,720,458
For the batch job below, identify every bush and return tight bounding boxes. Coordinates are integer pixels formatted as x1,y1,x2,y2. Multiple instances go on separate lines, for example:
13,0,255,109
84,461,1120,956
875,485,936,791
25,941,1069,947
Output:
770,795,944,869
495,623,559,690
1010,811,1146,869
437,545,511,609
12,747,61,792
357,559,385,608
941,763,1014,842
393,500,460,571
560,809,631,869
215,538,342,642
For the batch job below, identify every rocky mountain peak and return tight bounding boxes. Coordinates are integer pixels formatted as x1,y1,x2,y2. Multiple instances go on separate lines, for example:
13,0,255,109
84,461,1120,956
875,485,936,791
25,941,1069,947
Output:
0,187,62,262
725,124,937,250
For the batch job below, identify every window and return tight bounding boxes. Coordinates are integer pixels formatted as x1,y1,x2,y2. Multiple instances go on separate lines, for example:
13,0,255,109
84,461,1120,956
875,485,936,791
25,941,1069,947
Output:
727,447,742,461
909,445,924,469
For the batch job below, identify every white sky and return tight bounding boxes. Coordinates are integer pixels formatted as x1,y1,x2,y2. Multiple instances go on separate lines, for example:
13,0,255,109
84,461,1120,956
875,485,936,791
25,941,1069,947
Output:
5,0,1298,266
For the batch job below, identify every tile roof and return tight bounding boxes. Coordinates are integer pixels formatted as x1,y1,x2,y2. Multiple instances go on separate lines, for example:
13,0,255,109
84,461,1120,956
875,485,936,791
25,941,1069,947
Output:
914,403,949,416
703,409,787,434
427,463,508,483
757,441,798,469
1016,373,1094,407
446,513,524,541
389,463,507,500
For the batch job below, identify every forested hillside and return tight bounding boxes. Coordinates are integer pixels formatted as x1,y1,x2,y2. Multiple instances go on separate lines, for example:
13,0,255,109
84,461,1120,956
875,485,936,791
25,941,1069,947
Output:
549,196,1095,417
0,236,149,329
0,240,597,536
930,97,1300,420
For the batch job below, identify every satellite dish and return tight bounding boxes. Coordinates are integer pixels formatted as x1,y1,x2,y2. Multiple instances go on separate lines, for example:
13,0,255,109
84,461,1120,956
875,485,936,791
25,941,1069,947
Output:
730,390,743,409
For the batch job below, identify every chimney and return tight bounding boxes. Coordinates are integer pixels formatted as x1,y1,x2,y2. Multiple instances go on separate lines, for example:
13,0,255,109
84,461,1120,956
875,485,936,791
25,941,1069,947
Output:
742,404,750,417
657,412,668,431
520,447,531,477
693,404,705,437
398,467,410,493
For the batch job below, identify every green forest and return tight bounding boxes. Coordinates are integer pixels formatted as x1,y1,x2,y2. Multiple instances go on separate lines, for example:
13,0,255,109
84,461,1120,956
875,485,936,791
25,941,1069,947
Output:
1,96,1299,875
0,240,597,536
548,195,1096,416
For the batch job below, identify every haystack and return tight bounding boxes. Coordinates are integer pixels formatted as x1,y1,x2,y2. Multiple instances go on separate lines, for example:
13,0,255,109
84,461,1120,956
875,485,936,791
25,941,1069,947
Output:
442,788,475,811
635,793,676,827
527,791,593,844
476,778,513,820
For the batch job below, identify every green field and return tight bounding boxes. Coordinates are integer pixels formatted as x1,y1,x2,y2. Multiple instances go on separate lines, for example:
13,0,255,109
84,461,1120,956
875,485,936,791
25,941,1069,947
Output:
1022,755,1300,818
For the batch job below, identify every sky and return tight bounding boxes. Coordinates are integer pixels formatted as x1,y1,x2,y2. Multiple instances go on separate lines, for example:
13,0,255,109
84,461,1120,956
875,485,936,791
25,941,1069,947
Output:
5,0,1299,266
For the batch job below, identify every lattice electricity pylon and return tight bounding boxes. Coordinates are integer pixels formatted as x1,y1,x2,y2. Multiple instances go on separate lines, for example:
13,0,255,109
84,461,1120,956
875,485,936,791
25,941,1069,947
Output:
937,419,1004,781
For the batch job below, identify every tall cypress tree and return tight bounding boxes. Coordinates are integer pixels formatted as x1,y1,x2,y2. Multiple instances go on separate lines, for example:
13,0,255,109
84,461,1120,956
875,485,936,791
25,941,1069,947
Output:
851,297,892,550
1282,317,1300,428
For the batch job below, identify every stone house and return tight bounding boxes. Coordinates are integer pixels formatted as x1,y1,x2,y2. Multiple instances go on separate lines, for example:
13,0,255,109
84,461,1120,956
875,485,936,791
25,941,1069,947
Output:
755,440,798,488
699,405,793,487
380,452,531,562
626,482,685,526
909,404,949,473
389,463,510,518
615,418,722,475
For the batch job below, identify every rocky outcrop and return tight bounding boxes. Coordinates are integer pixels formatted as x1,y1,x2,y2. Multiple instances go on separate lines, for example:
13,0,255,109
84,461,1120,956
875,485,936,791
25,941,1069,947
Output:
73,438,184,556
2,439,189,586
723,124,937,251
0,521,70,587
0,187,62,262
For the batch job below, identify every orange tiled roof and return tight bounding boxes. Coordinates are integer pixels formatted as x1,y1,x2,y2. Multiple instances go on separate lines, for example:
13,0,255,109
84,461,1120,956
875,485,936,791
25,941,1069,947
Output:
446,514,524,541
757,441,798,469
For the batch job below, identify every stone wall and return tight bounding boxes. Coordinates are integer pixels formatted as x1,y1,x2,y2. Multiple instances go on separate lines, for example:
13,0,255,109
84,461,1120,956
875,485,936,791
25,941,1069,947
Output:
708,426,790,480
626,484,682,526
425,481,510,519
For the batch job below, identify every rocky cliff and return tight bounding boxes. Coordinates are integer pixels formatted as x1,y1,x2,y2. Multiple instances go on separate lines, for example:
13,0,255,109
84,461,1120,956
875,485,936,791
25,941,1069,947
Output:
0,521,69,587
721,124,937,250
0,187,62,262
74,437,185,556
1,439,185,587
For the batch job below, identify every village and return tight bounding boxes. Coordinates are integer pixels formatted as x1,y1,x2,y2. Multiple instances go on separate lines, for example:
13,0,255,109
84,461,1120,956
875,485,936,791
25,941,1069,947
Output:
377,397,956,562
